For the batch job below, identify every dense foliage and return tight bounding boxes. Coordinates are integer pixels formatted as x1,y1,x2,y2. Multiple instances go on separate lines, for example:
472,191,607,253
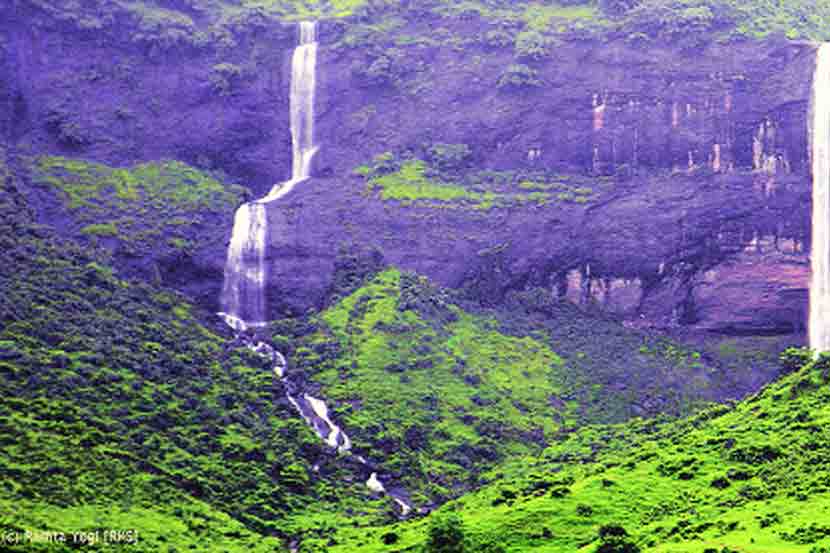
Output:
29,156,245,257
327,349,830,552
3,0,828,550
0,148,394,552
11,0,830,47
278,266,748,515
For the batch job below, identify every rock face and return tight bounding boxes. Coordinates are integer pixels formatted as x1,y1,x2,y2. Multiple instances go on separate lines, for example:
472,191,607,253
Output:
267,23,815,338
1,6,298,195
264,170,809,337
0,9,815,339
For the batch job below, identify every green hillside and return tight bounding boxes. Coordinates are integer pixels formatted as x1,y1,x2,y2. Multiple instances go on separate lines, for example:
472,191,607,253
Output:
326,349,830,553
0,148,397,552
280,265,754,516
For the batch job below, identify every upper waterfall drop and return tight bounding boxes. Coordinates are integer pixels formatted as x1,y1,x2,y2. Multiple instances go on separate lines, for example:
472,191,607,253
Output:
810,43,830,353
291,21,319,182
261,20,319,203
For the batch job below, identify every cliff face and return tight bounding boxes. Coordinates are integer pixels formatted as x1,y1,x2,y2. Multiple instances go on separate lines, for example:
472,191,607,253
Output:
271,24,815,338
1,10,815,339
1,7,297,193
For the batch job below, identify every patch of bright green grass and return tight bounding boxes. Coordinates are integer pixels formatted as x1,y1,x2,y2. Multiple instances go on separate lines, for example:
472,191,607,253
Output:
360,157,602,210
368,160,484,203
29,156,244,256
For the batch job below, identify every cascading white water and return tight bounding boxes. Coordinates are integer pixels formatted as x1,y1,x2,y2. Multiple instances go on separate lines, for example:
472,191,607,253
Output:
261,21,319,203
810,44,830,353
219,203,268,331
218,22,412,514
220,22,319,324
291,21,319,182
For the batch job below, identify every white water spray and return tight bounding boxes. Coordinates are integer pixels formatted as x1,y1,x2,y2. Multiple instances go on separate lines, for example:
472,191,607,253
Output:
811,44,830,353
219,204,268,331
366,472,412,515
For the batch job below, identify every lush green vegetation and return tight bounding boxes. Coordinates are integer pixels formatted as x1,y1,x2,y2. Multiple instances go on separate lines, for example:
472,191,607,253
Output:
362,159,496,206
279,267,740,514
3,144,724,552
0,148,396,552
29,156,245,256
6,0,829,550
17,0,830,52
356,150,601,209
325,348,830,552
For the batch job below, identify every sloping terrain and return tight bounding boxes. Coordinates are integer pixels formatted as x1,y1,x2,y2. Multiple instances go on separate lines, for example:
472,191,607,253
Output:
284,266,768,512
326,349,830,553
2,1,829,552
2,142,785,551
0,147,399,552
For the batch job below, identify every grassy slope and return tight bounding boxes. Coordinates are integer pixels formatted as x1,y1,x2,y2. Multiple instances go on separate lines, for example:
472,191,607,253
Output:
28,155,244,257
286,268,733,515
0,148,401,551
326,356,830,553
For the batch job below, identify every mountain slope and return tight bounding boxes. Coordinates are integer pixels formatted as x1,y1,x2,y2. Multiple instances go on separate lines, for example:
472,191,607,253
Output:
280,266,760,517
0,147,399,551
325,350,830,552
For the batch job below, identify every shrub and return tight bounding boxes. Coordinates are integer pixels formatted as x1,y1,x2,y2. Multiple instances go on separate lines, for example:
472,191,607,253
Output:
595,525,640,553
427,143,472,174
427,512,465,553
598,525,629,540
710,476,731,489
515,30,549,60
365,55,396,84
209,63,243,96
599,0,642,15
727,444,781,464
497,64,541,89
354,48,406,88
814,351,830,375
623,0,735,44
80,222,118,237
483,29,513,48
779,347,812,373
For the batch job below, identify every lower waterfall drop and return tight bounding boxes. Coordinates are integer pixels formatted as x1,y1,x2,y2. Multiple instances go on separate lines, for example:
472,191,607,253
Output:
219,203,268,332
810,43,830,353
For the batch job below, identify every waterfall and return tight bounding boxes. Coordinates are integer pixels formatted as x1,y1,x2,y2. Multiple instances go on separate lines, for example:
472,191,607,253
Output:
219,203,268,331
261,21,319,203
291,21,319,182
216,22,413,515
811,44,830,353
220,21,319,325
